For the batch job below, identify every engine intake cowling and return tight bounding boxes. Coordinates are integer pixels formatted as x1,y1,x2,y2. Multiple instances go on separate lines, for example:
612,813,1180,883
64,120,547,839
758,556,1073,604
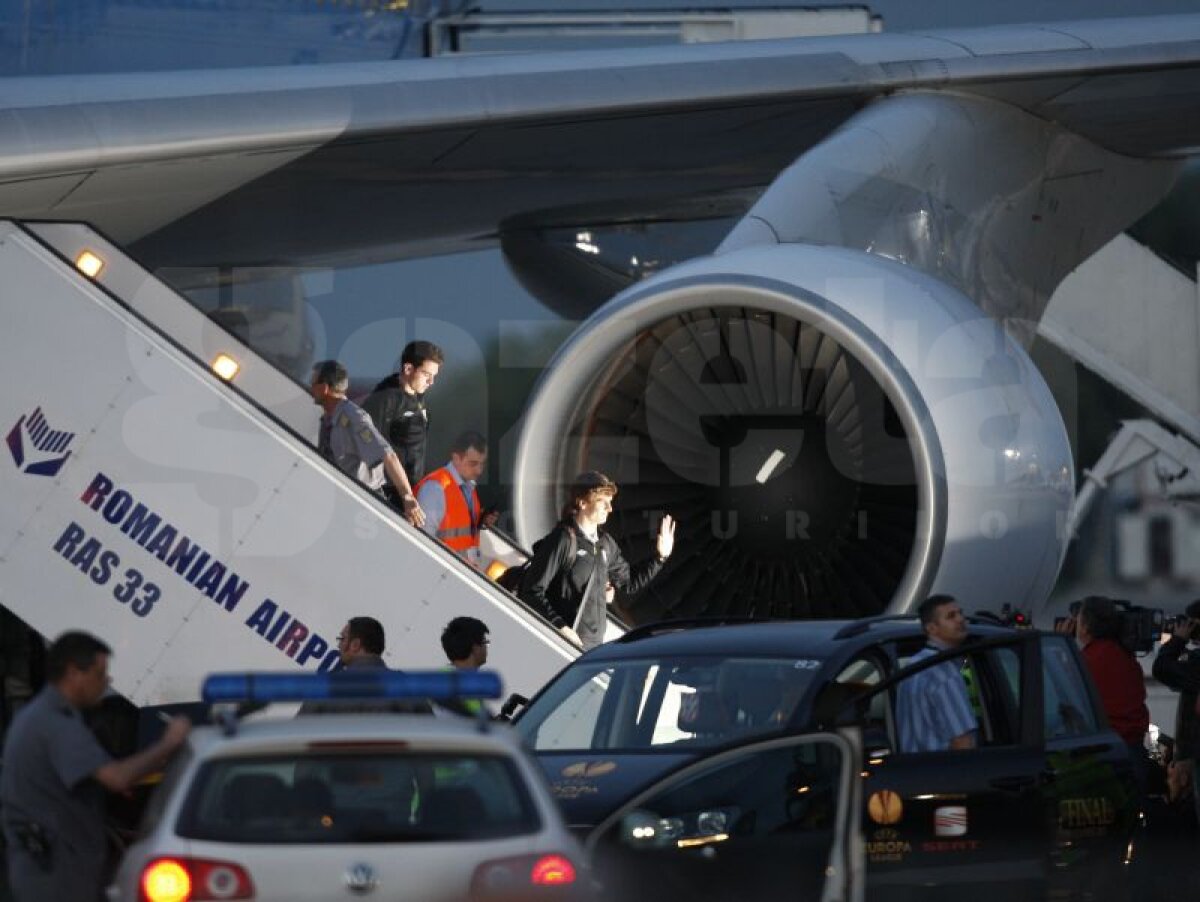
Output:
513,244,1073,622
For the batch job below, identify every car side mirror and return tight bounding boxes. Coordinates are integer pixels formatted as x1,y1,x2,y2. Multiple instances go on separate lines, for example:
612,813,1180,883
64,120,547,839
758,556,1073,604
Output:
498,692,529,722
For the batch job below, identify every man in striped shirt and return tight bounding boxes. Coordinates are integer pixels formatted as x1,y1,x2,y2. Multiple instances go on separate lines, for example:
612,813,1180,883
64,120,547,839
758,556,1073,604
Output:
896,595,978,753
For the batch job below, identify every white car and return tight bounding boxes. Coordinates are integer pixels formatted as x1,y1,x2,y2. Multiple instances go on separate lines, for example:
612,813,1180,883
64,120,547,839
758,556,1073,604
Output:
108,671,585,902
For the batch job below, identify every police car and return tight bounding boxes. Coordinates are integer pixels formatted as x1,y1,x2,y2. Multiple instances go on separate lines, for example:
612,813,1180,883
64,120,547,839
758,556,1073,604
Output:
108,671,585,902
513,617,1139,902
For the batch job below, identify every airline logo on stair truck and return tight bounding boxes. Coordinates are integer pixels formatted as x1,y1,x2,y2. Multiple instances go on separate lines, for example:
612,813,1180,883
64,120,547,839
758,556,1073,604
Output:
7,406,75,477
45,470,341,673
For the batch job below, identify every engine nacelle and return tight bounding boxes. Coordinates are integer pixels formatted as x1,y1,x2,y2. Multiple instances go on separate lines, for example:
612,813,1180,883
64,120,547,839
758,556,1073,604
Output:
513,244,1073,621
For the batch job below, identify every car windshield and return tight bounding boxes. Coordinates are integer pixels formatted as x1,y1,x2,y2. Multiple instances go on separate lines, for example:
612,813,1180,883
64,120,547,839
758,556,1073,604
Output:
176,751,540,844
516,655,823,752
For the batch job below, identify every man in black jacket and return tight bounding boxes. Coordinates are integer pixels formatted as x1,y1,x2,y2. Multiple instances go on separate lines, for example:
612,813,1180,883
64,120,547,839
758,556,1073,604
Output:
362,340,443,494
519,471,675,650
1153,599,1200,824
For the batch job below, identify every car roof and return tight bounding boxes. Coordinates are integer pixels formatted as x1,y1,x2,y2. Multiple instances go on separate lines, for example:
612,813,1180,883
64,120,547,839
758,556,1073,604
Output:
581,617,1019,662
185,712,524,759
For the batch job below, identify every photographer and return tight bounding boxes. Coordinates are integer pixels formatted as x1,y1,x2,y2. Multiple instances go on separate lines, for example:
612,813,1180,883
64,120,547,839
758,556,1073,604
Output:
1058,596,1150,791
1152,599,1200,823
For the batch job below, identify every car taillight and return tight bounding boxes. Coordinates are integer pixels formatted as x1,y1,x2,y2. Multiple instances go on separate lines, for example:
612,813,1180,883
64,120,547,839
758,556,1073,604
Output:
470,853,579,900
140,857,254,902
141,859,190,902
531,855,577,885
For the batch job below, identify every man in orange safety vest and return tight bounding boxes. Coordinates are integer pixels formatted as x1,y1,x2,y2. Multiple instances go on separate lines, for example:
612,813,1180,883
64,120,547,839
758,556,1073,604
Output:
415,431,497,567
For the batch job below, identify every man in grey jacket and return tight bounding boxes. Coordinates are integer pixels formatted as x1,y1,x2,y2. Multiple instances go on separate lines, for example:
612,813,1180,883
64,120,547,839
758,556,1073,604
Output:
1,632,190,902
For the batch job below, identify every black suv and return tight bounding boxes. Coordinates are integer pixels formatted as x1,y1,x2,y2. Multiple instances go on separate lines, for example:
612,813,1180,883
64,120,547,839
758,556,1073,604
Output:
513,616,1139,902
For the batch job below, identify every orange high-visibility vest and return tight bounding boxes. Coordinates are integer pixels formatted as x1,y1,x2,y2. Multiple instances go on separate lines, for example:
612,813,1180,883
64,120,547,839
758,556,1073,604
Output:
415,466,480,555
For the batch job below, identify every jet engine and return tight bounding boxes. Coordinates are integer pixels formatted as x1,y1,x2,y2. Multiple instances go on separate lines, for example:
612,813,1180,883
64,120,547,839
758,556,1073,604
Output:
512,243,1073,622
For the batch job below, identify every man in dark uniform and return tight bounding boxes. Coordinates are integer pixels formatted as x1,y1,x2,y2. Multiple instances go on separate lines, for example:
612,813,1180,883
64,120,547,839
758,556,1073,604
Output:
311,359,425,528
0,632,190,902
362,341,443,495
518,471,675,650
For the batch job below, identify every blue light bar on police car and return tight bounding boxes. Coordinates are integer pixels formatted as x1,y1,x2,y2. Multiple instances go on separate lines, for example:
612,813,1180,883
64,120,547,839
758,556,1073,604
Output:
201,669,502,704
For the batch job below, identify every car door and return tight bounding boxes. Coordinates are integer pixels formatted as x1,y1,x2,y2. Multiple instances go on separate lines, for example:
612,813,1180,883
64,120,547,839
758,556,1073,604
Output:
584,732,863,902
855,634,1048,902
1036,634,1138,902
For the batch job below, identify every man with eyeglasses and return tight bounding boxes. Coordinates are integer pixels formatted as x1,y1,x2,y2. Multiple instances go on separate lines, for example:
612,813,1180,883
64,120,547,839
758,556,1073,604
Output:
363,341,443,502
299,617,431,714
441,616,490,672
333,616,389,671
439,617,490,717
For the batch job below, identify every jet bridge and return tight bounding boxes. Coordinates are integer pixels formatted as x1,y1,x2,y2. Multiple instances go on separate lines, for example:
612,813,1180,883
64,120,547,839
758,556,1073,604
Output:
0,220,577,709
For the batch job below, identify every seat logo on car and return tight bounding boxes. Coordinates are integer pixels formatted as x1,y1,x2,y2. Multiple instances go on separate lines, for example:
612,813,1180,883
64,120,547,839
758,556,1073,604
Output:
344,862,378,895
933,805,968,837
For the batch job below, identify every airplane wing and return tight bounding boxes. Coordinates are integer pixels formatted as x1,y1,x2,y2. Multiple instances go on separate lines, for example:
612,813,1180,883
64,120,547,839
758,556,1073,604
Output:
1,14,1198,271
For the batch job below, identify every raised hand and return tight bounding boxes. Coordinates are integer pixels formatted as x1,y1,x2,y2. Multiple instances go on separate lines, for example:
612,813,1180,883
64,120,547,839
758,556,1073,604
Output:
656,514,676,561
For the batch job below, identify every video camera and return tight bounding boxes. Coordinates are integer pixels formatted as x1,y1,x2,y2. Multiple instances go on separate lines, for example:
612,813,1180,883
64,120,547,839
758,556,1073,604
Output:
976,604,1035,629
1055,599,1165,655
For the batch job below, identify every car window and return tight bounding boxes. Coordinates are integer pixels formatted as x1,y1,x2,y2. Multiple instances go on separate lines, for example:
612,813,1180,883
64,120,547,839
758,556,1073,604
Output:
980,645,1023,744
994,646,1021,700
1041,636,1099,740
588,737,848,902
518,657,823,752
814,655,888,746
176,751,540,843
525,666,613,750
